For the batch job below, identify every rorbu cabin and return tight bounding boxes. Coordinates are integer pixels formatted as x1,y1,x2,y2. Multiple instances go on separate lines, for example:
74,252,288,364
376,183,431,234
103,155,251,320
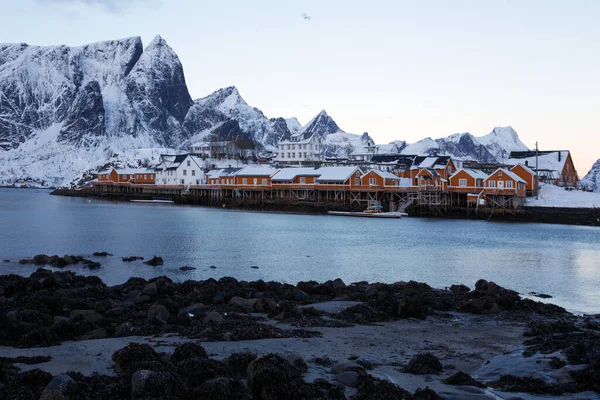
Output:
234,166,279,186
483,168,526,197
114,169,150,183
360,169,401,187
510,163,537,195
314,167,362,188
206,168,241,186
271,168,321,187
432,156,456,181
415,168,443,190
133,169,156,184
97,168,118,183
507,150,578,187
448,168,488,192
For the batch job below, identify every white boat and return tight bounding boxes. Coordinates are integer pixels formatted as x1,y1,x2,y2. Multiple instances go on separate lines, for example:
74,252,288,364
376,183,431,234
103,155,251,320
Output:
130,199,174,204
327,211,406,218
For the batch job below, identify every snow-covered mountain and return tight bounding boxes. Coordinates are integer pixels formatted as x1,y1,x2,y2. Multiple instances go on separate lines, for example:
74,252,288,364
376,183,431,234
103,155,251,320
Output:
400,127,528,163
0,34,531,187
0,35,197,186
581,159,600,191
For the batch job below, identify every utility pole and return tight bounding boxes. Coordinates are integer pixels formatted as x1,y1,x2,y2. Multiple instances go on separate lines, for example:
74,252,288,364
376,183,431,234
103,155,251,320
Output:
535,141,539,200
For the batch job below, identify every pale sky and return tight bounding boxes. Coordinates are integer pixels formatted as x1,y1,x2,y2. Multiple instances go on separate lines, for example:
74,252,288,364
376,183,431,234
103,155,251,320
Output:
2,0,599,173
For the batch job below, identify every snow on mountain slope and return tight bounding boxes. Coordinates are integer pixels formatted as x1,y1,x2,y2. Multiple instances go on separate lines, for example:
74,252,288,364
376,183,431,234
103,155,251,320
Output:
285,117,302,135
581,159,600,192
0,35,199,186
399,127,528,163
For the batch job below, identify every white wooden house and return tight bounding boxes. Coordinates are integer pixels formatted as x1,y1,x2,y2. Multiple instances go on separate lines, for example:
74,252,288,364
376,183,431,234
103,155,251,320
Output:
154,154,205,186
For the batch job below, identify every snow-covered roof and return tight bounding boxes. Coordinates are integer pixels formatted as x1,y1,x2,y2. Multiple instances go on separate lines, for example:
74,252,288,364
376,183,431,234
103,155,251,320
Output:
278,133,318,145
485,168,526,184
315,167,360,183
271,167,321,181
206,168,242,178
235,166,279,177
191,141,231,148
507,151,570,173
361,170,401,180
450,168,489,181
411,156,438,170
115,168,149,175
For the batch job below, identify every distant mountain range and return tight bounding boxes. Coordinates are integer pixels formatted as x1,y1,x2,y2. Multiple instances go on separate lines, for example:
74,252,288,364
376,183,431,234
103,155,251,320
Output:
581,159,600,191
1,35,529,187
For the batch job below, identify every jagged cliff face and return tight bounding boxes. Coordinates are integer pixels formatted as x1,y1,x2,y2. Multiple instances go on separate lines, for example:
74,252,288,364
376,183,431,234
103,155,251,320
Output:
582,159,600,191
0,36,199,186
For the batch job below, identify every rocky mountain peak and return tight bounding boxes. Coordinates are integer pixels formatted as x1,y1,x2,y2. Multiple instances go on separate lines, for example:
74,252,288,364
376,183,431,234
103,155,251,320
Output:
302,109,343,137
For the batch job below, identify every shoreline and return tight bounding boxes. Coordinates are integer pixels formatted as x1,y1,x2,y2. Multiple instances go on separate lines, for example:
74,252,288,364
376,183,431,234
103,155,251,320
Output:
0,267,598,398
50,187,600,226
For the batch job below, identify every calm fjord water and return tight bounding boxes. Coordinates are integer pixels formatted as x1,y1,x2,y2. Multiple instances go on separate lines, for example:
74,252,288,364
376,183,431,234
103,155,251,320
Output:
1,188,599,313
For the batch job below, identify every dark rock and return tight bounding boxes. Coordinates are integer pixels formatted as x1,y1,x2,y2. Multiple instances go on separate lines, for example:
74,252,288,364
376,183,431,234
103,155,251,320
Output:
331,362,365,375
292,288,310,301
443,371,486,387
112,343,170,379
334,370,360,388
192,377,251,400
209,266,217,269
312,356,334,367
70,309,102,324
397,299,429,320
142,282,158,296
176,357,230,388
529,292,553,299
80,328,107,340
83,260,101,269
39,373,72,400
176,309,192,326
488,374,559,395
184,303,208,316
131,370,183,400
179,266,196,271
2,369,53,400
92,252,112,257
203,310,224,324
354,374,412,400
171,342,208,364
19,259,35,264
147,304,170,324
450,284,470,293
223,352,256,379
412,387,444,399
213,291,225,304
404,353,443,375
122,256,144,262
143,256,164,266
282,353,308,373
246,353,303,400
250,266,259,269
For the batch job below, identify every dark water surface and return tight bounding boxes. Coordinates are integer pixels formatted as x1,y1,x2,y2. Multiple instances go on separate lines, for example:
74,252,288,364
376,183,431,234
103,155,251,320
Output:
1,188,599,313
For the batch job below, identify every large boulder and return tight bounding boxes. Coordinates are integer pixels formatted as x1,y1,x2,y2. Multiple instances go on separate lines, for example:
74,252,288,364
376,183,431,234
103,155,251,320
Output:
223,352,257,379
191,377,251,400
39,374,73,400
403,353,443,375
147,304,170,324
112,343,170,379
176,357,230,388
130,370,183,400
246,353,302,399
170,342,208,364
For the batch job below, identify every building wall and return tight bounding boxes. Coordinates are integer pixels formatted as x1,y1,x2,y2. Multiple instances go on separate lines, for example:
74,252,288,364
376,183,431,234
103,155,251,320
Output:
98,169,118,182
561,153,579,187
361,171,384,186
449,170,476,187
133,173,156,184
510,164,535,192
235,175,272,186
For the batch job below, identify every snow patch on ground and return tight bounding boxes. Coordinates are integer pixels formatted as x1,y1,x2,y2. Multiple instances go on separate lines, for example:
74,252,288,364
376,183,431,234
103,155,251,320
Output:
525,184,600,208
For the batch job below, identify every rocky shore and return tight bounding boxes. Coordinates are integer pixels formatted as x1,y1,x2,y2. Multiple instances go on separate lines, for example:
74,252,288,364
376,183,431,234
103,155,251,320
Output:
0,266,599,399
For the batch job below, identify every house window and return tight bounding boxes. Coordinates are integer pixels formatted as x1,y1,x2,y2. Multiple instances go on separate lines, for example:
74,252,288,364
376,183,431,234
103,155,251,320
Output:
488,180,496,188
498,171,503,177
292,153,295,158
180,179,184,184
192,170,196,176
292,145,295,150
369,178,376,185
196,179,200,184
300,177,306,184
242,178,247,185
281,153,284,159
183,170,187,176
506,181,513,188
262,179,267,185
310,144,313,150
303,152,307,158
459,178,467,186
287,153,291,158
187,160,190,167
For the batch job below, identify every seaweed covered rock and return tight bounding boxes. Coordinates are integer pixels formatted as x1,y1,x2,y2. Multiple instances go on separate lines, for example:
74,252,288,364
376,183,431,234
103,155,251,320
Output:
190,377,251,400
354,374,412,399
403,353,443,375
176,357,230,388
223,352,257,379
112,343,170,379
131,370,184,400
246,353,302,399
170,342,208,364
443,371,486,388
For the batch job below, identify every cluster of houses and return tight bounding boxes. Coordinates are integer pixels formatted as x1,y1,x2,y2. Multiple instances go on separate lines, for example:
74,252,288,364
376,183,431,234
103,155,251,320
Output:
95,149,579,200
